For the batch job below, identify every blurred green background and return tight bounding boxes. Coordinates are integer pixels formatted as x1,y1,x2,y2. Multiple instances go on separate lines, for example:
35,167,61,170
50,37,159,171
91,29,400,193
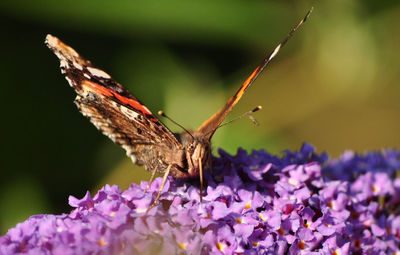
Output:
1,0,399,234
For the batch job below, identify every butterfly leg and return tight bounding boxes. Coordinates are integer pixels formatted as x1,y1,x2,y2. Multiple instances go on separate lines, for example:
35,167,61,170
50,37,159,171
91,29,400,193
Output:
199,158,203,202
148,164,172,210
144,167,158,192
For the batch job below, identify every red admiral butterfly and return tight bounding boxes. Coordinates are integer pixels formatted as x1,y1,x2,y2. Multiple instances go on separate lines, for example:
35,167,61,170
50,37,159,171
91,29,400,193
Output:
46,8,312,207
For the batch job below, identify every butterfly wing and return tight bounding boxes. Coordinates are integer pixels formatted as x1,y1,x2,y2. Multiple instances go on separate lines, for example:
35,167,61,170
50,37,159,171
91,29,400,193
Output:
45,35,182,172
197,8,313,139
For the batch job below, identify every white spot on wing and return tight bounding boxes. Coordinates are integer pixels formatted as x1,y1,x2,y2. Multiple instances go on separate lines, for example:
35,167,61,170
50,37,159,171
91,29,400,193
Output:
269,44,281,61
65,76,73,87
87,67,111,79
120,105,139,119
60,59,68,68
73,61,83,70
45,34,58,48
84,73,91,79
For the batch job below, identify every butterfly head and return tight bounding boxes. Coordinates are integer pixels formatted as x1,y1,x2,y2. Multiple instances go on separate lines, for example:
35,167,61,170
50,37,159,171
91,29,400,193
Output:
179,131,211,177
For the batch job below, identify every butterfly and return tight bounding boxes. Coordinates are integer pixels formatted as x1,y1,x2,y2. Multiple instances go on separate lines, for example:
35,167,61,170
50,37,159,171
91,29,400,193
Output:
45,8,312,207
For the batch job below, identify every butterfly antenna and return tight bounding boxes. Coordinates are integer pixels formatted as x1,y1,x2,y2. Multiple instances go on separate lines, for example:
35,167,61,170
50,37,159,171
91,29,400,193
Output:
158,110,194,139
206,106,262,136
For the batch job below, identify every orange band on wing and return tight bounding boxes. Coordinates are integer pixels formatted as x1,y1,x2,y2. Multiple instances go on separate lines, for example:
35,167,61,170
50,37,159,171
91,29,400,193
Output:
82,80,114,97
232,66,260,106
82,80,155,118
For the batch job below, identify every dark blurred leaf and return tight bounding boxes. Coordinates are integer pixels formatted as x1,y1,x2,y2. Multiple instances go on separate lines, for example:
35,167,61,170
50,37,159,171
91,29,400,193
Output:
0,0,295,48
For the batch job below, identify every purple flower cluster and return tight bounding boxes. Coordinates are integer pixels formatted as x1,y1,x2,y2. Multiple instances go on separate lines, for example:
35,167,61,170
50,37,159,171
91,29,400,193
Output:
1,144,400,254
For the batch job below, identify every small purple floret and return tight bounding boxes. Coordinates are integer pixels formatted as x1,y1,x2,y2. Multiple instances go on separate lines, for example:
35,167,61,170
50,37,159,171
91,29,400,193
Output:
1,143,400,254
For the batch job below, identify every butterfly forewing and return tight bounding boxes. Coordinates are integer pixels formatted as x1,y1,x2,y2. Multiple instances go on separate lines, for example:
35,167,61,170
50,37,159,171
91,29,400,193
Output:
197,8,313,139
45,35,183,173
